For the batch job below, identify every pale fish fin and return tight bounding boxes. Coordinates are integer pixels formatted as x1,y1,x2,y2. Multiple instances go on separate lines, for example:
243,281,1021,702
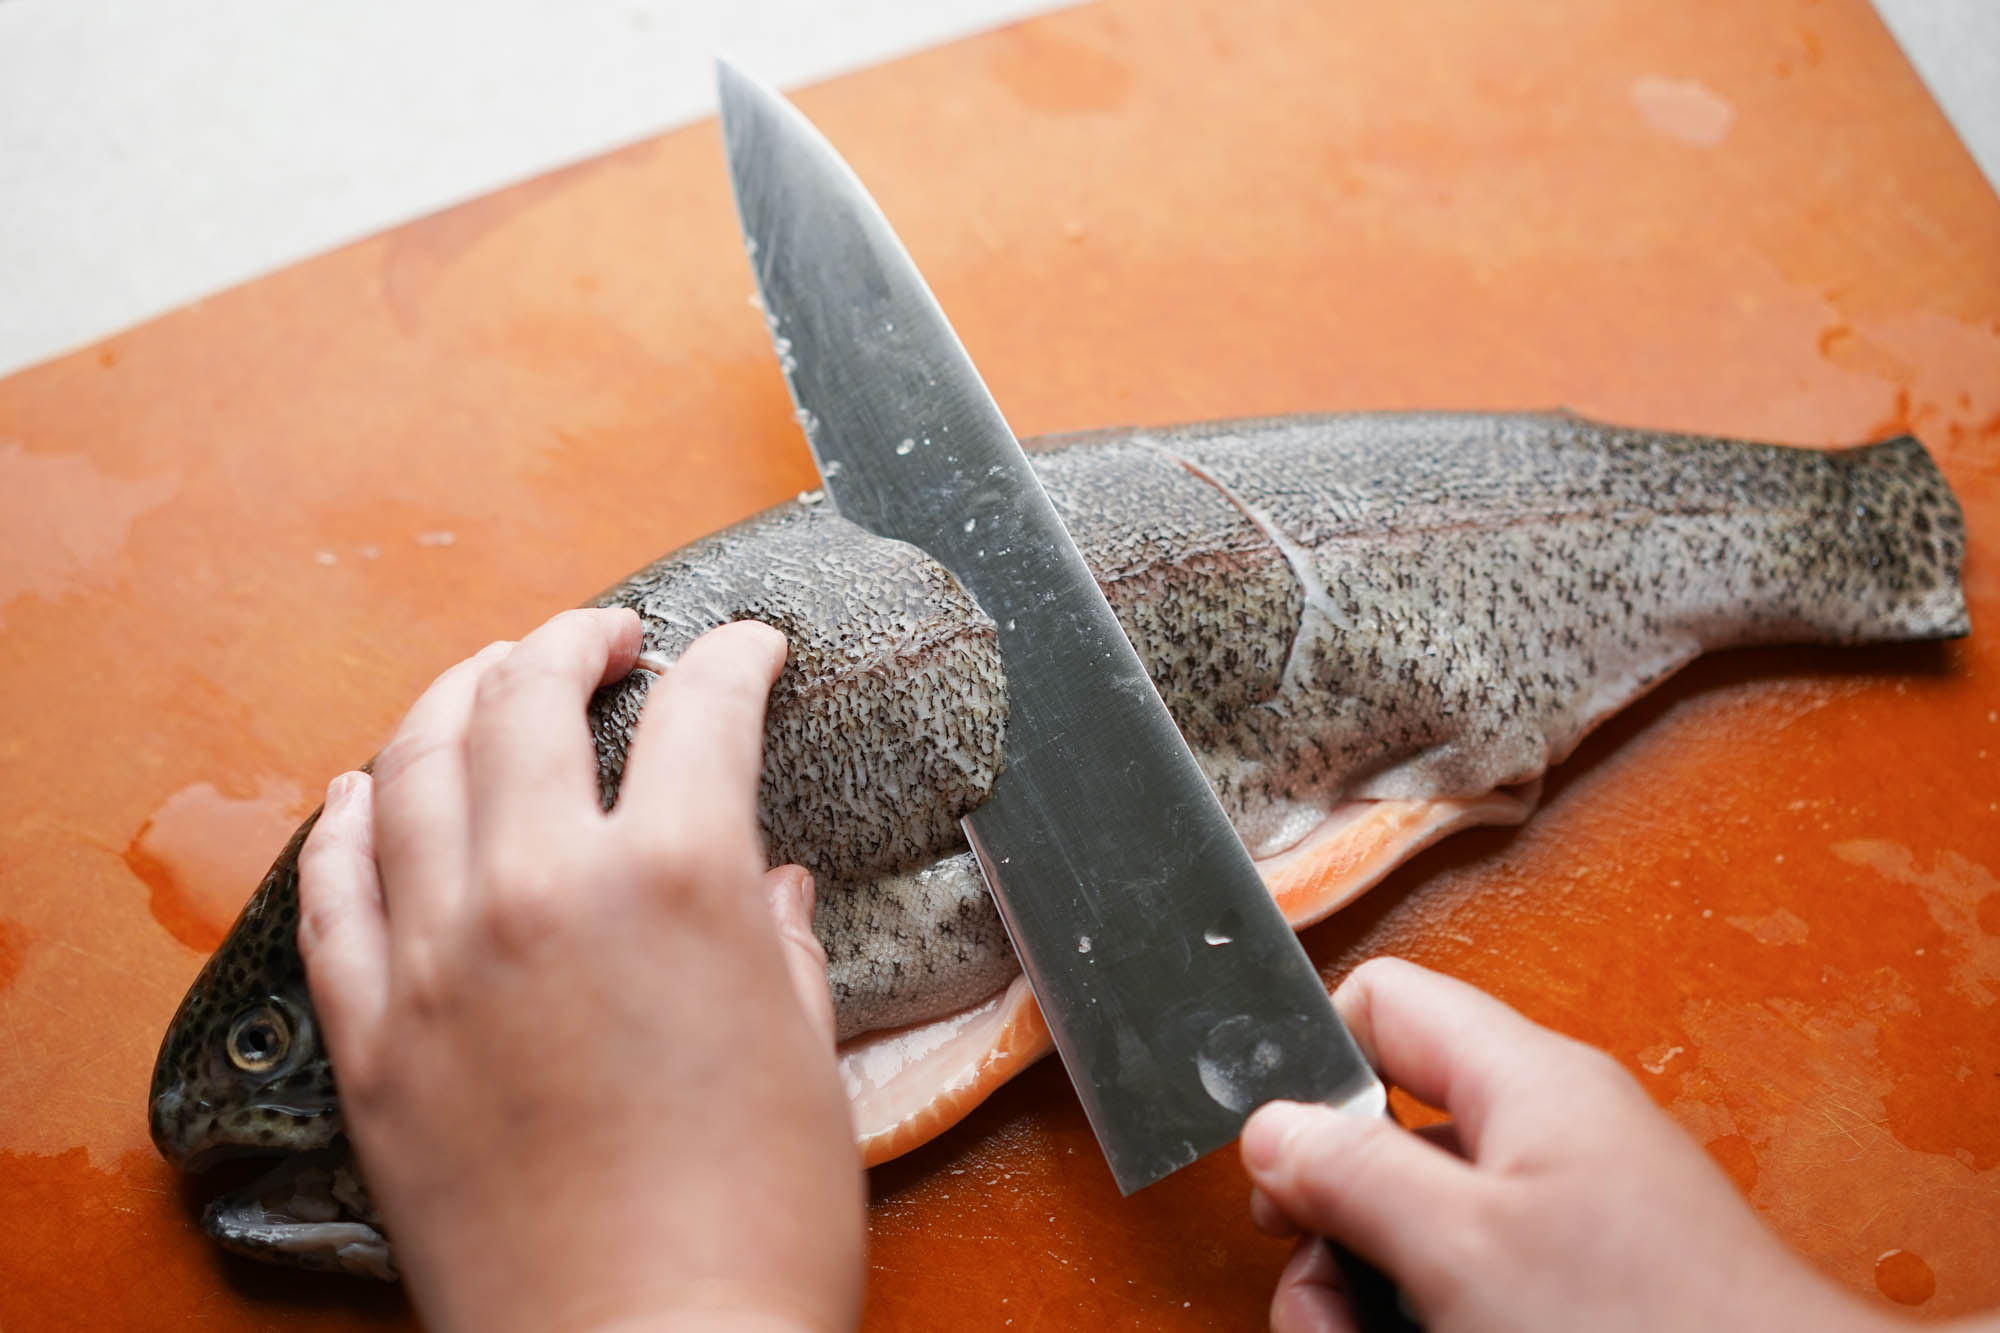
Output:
1261,782,1542,929
848,976,1050,1168
843,787,1541,1166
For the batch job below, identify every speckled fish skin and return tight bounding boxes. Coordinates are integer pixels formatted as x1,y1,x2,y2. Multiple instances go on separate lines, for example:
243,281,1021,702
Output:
149,412,1967,1270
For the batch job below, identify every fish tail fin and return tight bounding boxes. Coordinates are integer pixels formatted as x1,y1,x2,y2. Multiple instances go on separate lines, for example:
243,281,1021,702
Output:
1823,434,1969,642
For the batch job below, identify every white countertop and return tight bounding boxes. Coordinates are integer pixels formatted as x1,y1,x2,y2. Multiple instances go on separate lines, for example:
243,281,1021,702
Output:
0,0,1991,379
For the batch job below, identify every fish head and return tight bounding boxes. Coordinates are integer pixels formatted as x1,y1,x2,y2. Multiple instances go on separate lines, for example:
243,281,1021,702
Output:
149,813,394,1277
149,818,338,1168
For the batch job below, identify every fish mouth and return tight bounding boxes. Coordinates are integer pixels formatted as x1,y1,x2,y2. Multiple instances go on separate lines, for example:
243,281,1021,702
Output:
153,1103,342,1173
150,1072,342,1171
198,1146,396,1281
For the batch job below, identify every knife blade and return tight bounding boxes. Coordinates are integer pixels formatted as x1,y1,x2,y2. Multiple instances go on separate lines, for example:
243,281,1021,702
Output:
715,54,1386,1191
714,68,1413,1320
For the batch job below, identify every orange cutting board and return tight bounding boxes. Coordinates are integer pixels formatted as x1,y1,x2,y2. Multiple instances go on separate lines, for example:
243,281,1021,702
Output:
3,0,1996,1327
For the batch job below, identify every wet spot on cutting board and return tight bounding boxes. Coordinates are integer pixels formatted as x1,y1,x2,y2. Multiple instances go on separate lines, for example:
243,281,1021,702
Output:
1724,907,1809,946
1630,75,1736,148
1833,841,2000,1006
0,918,24,992
0,441,177,630
126,779,310,952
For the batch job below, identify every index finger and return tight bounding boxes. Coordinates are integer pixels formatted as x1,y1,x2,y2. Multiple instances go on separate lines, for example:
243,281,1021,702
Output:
1331,957,1624,1158
369,638,513,933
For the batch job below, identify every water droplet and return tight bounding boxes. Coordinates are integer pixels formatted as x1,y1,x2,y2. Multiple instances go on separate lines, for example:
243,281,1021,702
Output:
1077,935,1092,954
896,438,915,455
1205,909,1242,947
1005,619,1016,632
1874,1250,1935,1306
820,457,842,477
963,518,977,533
796,489,825,507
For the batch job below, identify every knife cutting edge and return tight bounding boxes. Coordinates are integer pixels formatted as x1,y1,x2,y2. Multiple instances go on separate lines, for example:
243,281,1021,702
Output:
714,60,1419,1330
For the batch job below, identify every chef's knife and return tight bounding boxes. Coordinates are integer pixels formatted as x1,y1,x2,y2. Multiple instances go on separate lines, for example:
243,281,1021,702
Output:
715,62,1417,1329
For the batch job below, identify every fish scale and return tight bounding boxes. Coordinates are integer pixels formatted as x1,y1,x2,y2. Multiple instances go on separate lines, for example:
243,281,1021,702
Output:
149,411,1967,1276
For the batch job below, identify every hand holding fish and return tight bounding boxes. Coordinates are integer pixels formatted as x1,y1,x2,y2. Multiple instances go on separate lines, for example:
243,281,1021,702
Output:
295,608,864,1333
1241,958,1947,1333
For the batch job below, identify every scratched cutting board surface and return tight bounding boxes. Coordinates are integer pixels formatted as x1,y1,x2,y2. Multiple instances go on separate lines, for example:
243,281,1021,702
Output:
3,0,1997,1327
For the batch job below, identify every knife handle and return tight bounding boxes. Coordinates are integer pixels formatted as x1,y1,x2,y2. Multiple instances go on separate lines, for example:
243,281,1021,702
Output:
1326,1240,1424,1332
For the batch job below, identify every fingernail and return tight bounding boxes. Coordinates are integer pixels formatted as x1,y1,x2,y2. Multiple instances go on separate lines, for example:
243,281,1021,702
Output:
1242,1100,1314,1173
733,618,790,662
324,771,363,810
769,869,814,922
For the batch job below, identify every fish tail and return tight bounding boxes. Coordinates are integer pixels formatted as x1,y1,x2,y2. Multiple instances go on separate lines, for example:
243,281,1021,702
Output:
1819,434,1969,642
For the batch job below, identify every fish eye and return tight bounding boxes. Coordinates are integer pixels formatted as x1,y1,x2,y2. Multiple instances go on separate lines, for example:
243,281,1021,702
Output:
226,1001,294,1075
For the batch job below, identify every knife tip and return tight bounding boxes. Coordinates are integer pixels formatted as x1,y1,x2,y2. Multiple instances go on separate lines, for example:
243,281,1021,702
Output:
713,53,766,104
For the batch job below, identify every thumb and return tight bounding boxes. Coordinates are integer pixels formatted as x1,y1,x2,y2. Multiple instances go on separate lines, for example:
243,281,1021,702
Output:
1241,1100,1473,1292
763,864,836,1048
296,772,389,1077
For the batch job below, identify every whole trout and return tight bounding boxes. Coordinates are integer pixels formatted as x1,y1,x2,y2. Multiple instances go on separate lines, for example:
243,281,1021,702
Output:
149,412,1968,1277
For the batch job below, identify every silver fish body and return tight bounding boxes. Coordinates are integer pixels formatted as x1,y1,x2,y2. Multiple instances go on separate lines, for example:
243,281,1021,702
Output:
148,412,1968,1275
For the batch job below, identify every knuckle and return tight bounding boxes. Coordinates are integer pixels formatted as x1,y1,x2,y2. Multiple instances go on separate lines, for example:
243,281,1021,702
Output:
298,810,364,880
549,606,609,633
295,897,344,958
473,652,547,710
1271,1111,1371,1215
1269,1258,1333,1333
472,845,571,945
635,849,710,913
542,608,621,663
481,882,567,955
370,730,457,790
673,643,765,704
633,824,730,882
1314,1114,1390,1191
394,940,453,1019
633,837,759,928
